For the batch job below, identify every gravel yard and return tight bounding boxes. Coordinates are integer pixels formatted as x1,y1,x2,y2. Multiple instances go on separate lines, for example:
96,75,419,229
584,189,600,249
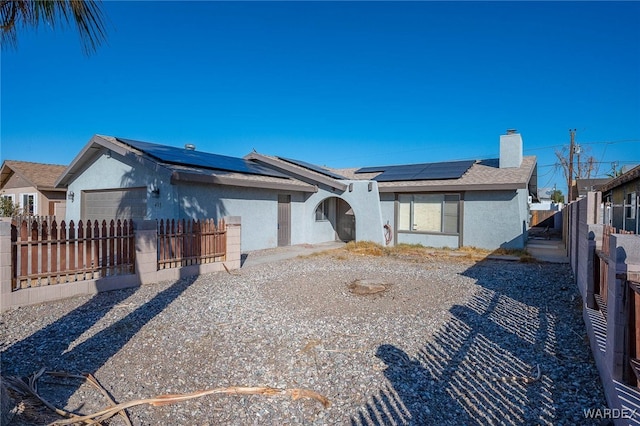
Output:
2,248,607,425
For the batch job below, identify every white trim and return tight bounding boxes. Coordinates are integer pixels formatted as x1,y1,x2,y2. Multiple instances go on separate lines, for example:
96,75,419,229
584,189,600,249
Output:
20,192,38,215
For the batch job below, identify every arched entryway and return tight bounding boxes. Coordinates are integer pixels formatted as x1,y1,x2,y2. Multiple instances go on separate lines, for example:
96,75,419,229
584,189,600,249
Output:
336,198,355,242
314,197,356,243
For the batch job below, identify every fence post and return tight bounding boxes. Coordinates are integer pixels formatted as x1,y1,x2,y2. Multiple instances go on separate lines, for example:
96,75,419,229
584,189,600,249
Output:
134,220,158,285
585,224,603,309
223,216,241,269
0,219,12,310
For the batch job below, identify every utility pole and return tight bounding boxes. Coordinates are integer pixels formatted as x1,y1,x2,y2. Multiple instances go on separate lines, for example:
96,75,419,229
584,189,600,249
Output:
568,129,576,202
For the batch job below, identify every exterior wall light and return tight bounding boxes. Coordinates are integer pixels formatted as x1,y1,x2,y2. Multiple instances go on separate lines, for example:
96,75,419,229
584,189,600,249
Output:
67,191,75,202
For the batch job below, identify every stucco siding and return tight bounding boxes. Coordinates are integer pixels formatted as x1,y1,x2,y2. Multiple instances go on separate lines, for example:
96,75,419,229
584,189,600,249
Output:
462,190,528,249
347,181,385,244
65,150,169,222
176,183,278,252
396,231,459,248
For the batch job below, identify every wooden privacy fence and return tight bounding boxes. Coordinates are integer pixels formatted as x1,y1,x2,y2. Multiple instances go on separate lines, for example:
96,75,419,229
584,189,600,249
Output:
594,225,634,318
157,218,226,269
11,217,135,290
594,225,616,317
530,210,558,228
593,224,640,386
628,272,640,387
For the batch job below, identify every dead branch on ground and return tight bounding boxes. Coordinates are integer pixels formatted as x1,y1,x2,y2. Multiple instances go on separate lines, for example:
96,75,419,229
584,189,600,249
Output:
4,369,330,426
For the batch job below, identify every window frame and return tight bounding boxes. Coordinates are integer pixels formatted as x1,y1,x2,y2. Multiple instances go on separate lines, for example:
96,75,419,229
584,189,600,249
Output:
626,192,637,220
315,199,330,222
397,193,460,235
20,193,38,216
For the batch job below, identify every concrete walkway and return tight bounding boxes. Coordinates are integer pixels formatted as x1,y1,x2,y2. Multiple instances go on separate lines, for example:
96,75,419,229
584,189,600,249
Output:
526,237,569,263
241,241,346,268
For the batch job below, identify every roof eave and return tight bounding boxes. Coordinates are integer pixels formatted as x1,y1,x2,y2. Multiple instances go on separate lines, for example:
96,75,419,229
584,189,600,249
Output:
245,153,347,192
599,165,640,192
55,135,128,188
36,186,67,192
378,182,529,193
170,170,318,192
55,135,174,188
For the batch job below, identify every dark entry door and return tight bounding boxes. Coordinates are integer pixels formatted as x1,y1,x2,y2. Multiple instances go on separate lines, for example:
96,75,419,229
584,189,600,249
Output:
277,194,291,246
336,198,355,242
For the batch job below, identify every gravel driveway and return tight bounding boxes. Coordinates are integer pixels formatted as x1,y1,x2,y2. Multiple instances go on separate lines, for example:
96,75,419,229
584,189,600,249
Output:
1,249,607,425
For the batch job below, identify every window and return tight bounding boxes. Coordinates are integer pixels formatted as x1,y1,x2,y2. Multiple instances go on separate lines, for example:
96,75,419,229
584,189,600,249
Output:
2,194,15,203
315,199,330,221
626,192,637,220
398,194,459,234
21,193,37,215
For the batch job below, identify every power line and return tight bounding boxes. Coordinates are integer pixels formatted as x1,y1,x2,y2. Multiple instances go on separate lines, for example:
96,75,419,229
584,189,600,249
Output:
537,160,639,168
524,138,640,153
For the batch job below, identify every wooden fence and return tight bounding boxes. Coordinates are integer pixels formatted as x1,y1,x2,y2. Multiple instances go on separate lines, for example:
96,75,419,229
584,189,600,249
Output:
592,224,640,386
530,210,558,228
11,217,135,290
157,218,226,269
628,272,640,387
594,225,615,317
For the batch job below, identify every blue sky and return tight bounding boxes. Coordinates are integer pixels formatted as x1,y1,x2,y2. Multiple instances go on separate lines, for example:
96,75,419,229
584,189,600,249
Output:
2,1,639,195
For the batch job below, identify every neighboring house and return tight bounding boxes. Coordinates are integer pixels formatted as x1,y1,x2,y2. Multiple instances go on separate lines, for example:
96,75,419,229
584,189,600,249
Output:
56,131,537,252
574,178,611,200
529,187,563,230
600,165,640,233
530,187,561,210
0,160,67,217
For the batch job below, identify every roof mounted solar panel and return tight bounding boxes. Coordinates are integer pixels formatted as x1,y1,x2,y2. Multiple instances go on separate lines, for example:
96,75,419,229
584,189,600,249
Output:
278,157,346,180
356,160,475,182
117,138,289,179
355,166,387,174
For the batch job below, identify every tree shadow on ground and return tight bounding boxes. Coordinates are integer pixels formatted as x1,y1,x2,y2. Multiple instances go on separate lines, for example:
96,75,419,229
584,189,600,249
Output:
1,274,197,414
351,259,605,425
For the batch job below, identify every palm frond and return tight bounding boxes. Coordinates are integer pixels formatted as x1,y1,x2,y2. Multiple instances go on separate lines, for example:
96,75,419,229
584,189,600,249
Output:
1,0,107,54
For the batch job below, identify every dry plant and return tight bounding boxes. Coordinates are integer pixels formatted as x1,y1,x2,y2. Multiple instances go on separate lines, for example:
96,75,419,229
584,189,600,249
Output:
3,368,330,426
344,241,385,256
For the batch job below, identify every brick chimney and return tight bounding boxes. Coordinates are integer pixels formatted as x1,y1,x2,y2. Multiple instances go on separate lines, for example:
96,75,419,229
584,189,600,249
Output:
500,129,523,168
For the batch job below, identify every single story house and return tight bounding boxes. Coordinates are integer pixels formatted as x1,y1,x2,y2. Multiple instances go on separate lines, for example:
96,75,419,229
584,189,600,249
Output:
600,165,640,233
55,131,537,252
0,160,67,217
574,178,611,200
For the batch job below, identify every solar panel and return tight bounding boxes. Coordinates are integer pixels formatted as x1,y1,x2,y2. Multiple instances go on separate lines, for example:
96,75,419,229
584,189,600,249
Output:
278,157,347,180
355,166,387,174
117,138,289,179
356,160,475,182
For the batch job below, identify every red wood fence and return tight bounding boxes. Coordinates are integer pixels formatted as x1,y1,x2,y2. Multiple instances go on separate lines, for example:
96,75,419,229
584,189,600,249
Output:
593,225,616,317
11,217,135,290
628,272,640,387
593,225,638,386
530,210,558,228
157,218,226,269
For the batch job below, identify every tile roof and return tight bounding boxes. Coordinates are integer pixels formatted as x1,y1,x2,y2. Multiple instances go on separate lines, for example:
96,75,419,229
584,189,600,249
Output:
1,160,67,190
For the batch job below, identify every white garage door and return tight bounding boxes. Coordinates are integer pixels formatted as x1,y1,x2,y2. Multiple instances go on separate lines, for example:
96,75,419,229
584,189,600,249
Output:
82,188,147,222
